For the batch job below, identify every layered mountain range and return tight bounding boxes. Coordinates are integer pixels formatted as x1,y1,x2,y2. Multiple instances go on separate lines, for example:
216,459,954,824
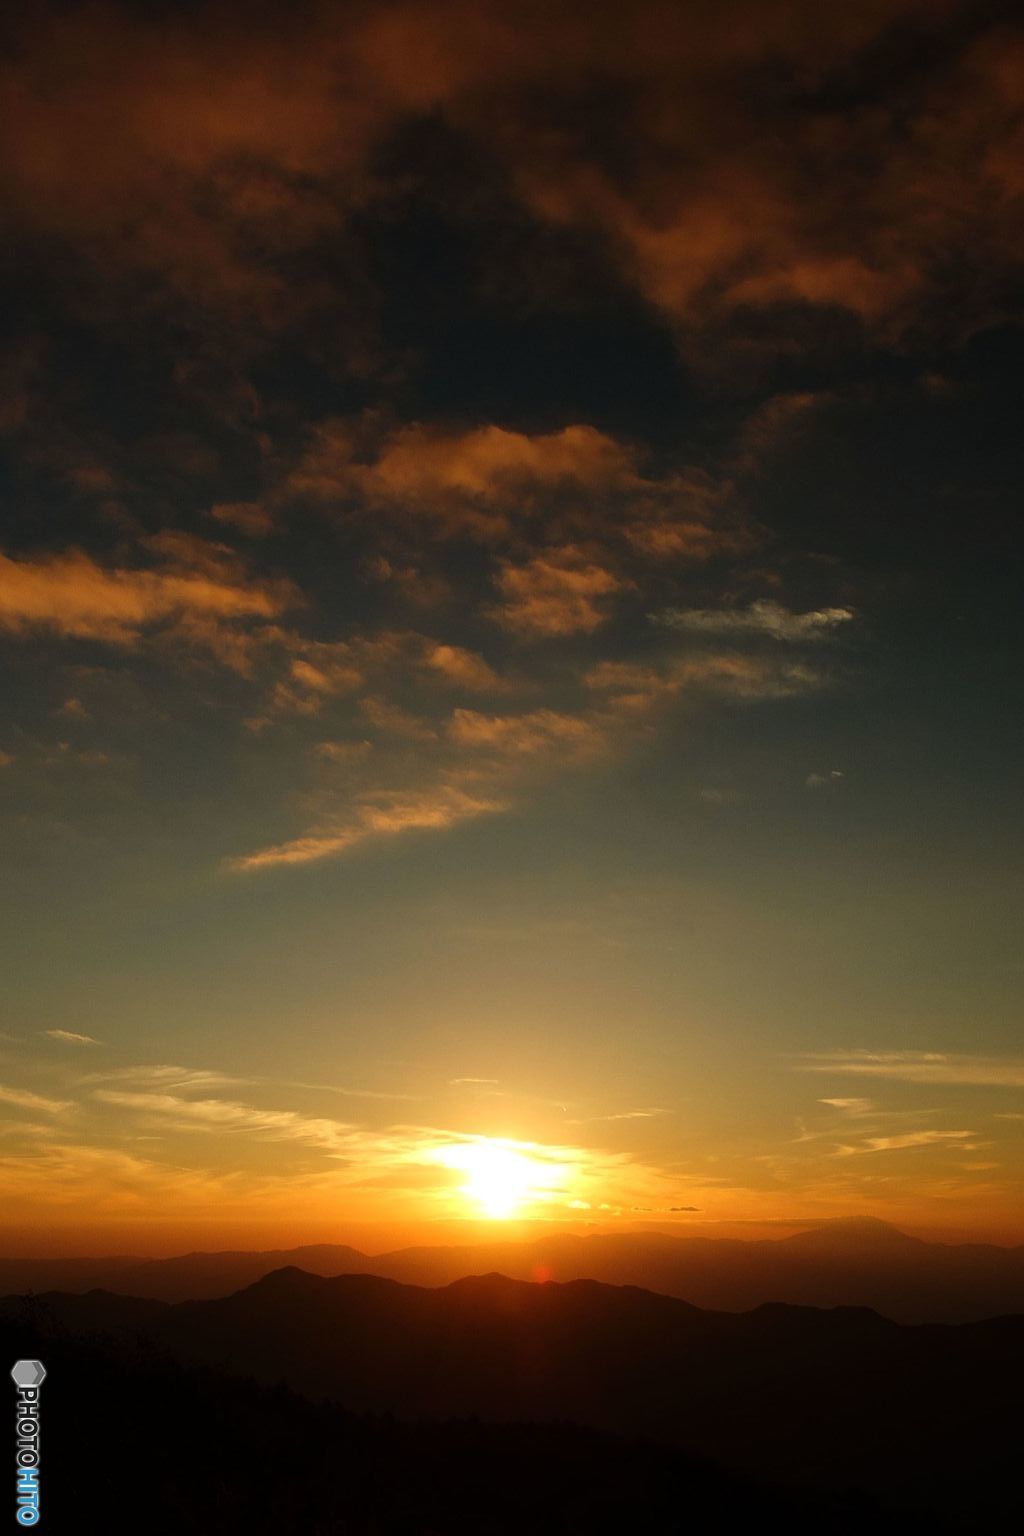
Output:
5,1217,1024,1321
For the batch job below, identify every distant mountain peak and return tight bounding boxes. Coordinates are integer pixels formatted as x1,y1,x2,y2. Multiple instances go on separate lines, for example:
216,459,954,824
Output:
784,1217,922,1248
244,1265,329,1294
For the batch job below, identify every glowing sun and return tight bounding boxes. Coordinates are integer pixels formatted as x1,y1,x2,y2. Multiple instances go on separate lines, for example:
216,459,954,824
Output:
438,1139,564,1219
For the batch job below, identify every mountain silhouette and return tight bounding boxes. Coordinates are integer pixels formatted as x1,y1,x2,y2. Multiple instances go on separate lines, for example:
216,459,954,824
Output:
5,1220,1023,1320
0,1304,896,1536
5,1267,1020,1523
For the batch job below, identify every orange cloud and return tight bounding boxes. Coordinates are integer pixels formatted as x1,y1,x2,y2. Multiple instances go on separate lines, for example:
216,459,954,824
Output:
266,633,408,714
210,502,275,538
625,520,744,561
422,643,504,692
359,696,439,741
3,0,1019,353
228,784,505,871
489,548,627,636
361,423,636,499
284,419,751,580
0,545,295,644
229,631,837,874
287,421,638,540
449,707,601,757
587,651,831,713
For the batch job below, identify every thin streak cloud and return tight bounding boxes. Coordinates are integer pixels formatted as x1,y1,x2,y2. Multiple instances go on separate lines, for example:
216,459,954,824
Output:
798,1051,1024,1089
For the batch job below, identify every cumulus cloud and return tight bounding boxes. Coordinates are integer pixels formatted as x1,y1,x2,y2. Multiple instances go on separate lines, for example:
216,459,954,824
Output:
422,642,504,692
286,421,638,540
490,548,627,636
449,707,601,757
0,543,296,648
354,422,637,501
283,417,750,584
210,502,275,538
264,632,505,720
267,636,388,715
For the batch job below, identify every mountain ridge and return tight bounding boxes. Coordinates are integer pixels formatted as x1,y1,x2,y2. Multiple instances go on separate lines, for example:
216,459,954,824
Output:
5,1265,1020,1523
4,1218,1023,1320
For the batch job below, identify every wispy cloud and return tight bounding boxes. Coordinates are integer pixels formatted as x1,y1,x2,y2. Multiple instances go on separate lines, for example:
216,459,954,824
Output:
92,1089,358,1155
79,1064,245,1092
653,600,854,641
836,1130,979,1156
798,1051,1024,1089
44,1028,101,1046
806,770,844,789
568,1107,669,1125
85,1081,683,1216
278,1082,421,1103
227,784,505,872
0,1083,72,1115
235,628,840,873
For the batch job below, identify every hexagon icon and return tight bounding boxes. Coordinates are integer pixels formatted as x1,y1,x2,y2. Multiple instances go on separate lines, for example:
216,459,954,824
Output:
10,1360,46,1388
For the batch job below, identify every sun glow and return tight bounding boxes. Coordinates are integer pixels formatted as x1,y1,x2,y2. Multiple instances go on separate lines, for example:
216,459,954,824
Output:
437,1138,566,1219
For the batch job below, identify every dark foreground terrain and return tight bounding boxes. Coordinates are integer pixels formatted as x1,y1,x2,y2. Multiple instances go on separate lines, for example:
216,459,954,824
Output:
2,1309,893,1536
3,1268,1021,1531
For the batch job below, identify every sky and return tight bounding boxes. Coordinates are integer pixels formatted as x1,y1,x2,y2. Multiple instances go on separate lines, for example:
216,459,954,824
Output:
1,0,1022,1253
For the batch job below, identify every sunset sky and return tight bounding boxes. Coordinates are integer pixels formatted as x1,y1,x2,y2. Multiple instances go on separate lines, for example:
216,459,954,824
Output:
1,0,1022,1252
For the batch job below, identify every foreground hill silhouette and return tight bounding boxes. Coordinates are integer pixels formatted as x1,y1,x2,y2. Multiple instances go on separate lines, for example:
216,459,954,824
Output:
5,1217,1024,1321
0,1308,894,1536
5,1268,1020,1525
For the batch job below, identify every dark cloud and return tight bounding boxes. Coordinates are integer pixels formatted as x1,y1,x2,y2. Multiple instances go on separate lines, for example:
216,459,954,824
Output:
2,0,1020,361
0,0,1019,875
